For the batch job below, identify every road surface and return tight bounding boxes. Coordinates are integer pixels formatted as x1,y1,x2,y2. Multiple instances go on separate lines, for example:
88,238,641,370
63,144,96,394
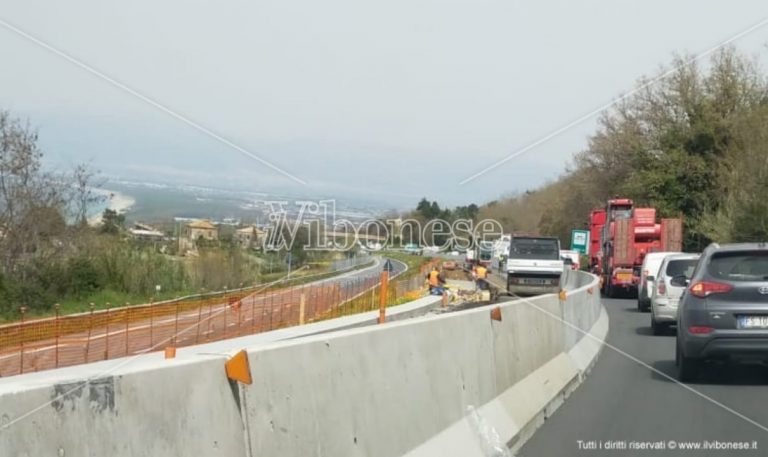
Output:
520,297,768,456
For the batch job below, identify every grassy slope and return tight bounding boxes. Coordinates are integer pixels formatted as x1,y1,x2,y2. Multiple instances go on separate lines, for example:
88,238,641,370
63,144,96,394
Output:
2,257,377,323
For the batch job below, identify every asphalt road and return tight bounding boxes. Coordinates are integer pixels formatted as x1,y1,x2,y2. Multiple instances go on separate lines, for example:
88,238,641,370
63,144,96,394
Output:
520,297,768,457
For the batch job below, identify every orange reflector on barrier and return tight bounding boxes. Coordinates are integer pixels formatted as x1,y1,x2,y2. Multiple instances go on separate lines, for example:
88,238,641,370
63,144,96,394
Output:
225,349,252,385
490,306,502,322
559,290,567,301
164,347,176,359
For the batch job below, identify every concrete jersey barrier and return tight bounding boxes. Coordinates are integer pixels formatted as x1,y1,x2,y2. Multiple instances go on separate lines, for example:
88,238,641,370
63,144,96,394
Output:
240,271,605,457
0,272,606,457
0,295,443,457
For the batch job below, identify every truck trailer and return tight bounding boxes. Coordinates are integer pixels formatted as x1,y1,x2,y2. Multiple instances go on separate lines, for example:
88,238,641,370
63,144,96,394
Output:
588,198,683,298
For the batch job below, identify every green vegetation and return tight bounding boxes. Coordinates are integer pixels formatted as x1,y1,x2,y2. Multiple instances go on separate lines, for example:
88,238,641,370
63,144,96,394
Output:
381,250,429,272
100,209,125,235
21,255,375,321
415,198,479,221
0,110,353,321
398,199,481,247
476,47,768,249
54,288,197,316
0,228,356,321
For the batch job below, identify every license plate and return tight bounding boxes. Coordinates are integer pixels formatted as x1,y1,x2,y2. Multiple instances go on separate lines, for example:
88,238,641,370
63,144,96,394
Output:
521,278,549,285
616,273,633,281
738,315,768,329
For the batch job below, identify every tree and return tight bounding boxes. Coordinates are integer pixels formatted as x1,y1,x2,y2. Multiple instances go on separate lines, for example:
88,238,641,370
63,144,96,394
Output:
416,198,431,216
100,208,125,234
0,110,106,312
0,111,68,275
497,47,768,249
454,204,479,221
71,163,105,227
699,104,768,242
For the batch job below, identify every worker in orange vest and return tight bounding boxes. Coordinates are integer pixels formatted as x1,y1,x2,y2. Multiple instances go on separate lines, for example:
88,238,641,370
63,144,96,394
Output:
426,266,445,294
474,264,488,290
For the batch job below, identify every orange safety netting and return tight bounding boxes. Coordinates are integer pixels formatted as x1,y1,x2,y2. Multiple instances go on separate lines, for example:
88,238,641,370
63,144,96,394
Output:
0,260,437,377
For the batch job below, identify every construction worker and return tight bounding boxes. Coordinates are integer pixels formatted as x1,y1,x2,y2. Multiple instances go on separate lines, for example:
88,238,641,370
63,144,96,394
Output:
499,254,508,272
474,264,488,290
426,266,445,294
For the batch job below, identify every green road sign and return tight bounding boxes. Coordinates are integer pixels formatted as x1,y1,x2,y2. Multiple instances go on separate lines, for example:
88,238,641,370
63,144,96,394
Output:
571,229,590,254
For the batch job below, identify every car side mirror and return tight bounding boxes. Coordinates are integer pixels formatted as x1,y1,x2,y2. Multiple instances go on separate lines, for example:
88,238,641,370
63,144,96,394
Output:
646,275,655,282
670,275,688,287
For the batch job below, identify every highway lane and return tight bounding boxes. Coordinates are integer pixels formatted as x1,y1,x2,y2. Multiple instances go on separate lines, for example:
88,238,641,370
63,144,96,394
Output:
520,297,768,456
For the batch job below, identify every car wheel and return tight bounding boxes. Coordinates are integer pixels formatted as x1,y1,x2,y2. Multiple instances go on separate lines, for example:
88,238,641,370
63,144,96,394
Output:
676,340,700,382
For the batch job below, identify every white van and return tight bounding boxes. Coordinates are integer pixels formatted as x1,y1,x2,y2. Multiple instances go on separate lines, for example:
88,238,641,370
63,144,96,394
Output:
506,236,563,296
650,253,700,334
637,251,679,311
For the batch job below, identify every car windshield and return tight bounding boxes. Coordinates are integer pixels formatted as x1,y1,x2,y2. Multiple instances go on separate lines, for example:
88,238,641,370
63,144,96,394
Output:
612,209,632,219
509,238,559,260
707,251,768,281
665,258,698,278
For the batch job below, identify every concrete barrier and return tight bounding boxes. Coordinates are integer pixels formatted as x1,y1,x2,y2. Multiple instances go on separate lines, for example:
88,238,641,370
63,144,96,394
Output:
0,355,245,457
0,272,605,457
0,295,443,457
237,271,605,457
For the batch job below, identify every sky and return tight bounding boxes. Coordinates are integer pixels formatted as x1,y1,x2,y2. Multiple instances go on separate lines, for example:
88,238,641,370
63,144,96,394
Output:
1,1,767,209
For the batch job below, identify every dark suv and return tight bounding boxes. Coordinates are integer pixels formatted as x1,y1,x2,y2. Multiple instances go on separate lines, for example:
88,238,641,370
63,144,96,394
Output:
675,243,768,381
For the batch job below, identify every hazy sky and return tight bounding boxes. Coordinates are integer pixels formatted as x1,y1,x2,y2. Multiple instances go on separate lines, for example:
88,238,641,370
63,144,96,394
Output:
1,1,767,208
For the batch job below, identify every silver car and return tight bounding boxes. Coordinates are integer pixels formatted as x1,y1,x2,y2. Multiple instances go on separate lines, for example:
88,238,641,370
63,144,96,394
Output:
650,253,700,335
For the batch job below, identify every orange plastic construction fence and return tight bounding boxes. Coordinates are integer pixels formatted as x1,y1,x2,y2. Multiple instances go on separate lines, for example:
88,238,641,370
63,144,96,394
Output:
0,259,435,377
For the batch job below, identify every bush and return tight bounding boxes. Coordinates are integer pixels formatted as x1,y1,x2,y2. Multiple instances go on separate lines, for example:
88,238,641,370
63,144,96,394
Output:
67,256,104,297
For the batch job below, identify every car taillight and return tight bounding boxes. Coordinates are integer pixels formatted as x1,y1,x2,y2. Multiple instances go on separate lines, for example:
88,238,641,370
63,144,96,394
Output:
657,281,666,296
688,326,714,334
689,281,733,298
